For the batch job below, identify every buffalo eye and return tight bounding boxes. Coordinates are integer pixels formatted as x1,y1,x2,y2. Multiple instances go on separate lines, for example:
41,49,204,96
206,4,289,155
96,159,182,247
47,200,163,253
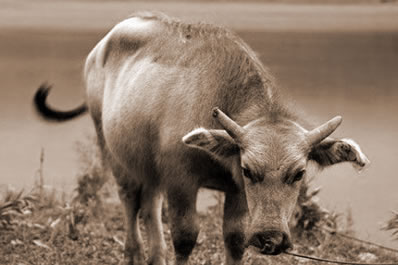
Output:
292,170,305,183
242,167,253,179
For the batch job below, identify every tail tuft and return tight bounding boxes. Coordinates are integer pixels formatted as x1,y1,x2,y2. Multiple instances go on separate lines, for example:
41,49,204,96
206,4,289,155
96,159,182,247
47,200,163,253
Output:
33,82,87,122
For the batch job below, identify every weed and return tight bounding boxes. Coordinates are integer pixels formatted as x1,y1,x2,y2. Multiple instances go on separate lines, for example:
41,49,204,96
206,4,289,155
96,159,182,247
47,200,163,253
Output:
0,189,37,229
2,140,397,264
291,179,338,235
383,211,398,241
73,134,116,216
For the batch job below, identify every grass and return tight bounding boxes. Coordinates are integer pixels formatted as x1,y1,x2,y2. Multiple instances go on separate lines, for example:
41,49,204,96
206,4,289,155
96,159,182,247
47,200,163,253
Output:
384,212,398,241
1,142,398,264
2,182,398,265
0,190,37,230
1,197,398,265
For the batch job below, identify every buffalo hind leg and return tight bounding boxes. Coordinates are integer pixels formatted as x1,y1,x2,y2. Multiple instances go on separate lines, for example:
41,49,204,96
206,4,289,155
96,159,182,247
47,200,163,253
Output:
116,174,145,265
88,89,145,264
140,190,167,265
223,190,248,265
167,188,200,265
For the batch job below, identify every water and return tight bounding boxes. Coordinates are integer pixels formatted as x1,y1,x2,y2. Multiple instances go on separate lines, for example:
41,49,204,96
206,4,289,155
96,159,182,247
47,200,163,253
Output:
1,6,398,248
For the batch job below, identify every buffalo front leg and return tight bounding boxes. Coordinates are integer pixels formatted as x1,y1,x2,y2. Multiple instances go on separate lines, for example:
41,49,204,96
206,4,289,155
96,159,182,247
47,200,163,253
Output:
167,188,200,265
117,178,145,265
140,190,167,265
223,191,248,265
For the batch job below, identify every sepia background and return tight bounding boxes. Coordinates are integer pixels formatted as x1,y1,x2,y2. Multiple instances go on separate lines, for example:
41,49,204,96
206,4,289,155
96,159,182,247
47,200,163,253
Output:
1,0,398,249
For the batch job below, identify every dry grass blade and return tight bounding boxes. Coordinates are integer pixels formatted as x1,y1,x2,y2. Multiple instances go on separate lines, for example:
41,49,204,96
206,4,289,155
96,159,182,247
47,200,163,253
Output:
0,190,24,211
113,236,124,247
382,211,398,240
0,189,38,229
33,239,51,250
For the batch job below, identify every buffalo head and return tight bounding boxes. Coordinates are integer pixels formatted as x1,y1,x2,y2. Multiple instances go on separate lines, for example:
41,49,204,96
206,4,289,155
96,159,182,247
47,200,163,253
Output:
182,108,369,255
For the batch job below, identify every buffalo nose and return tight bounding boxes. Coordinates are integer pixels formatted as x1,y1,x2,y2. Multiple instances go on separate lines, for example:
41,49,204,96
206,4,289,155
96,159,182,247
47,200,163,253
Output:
248,230,292,255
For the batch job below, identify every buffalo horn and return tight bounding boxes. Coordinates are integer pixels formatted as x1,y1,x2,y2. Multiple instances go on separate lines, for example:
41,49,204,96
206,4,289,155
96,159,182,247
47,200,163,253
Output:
212,107,245,140
306,116,342,145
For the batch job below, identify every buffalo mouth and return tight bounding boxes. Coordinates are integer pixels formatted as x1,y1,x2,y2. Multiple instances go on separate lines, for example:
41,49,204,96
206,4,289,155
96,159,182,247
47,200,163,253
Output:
246,232,292,256
247,243,286,256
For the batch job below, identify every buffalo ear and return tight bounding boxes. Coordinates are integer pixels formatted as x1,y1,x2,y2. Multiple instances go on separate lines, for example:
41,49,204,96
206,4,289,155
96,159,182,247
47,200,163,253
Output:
309,138,370,171
182,128,240,159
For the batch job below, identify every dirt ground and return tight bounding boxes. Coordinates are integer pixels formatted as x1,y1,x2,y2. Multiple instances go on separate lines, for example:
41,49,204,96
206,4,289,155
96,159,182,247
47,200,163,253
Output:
1,198,398,265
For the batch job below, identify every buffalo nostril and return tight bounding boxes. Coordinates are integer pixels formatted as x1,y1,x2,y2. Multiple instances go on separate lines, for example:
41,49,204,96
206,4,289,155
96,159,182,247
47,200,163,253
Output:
248,233,264,250
272,232,293,255
249,231,291,255
282,233,293,251
262,240,275,254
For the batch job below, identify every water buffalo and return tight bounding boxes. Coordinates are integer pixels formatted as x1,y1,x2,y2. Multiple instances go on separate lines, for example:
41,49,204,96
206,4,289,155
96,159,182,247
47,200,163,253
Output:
34,12,369,265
